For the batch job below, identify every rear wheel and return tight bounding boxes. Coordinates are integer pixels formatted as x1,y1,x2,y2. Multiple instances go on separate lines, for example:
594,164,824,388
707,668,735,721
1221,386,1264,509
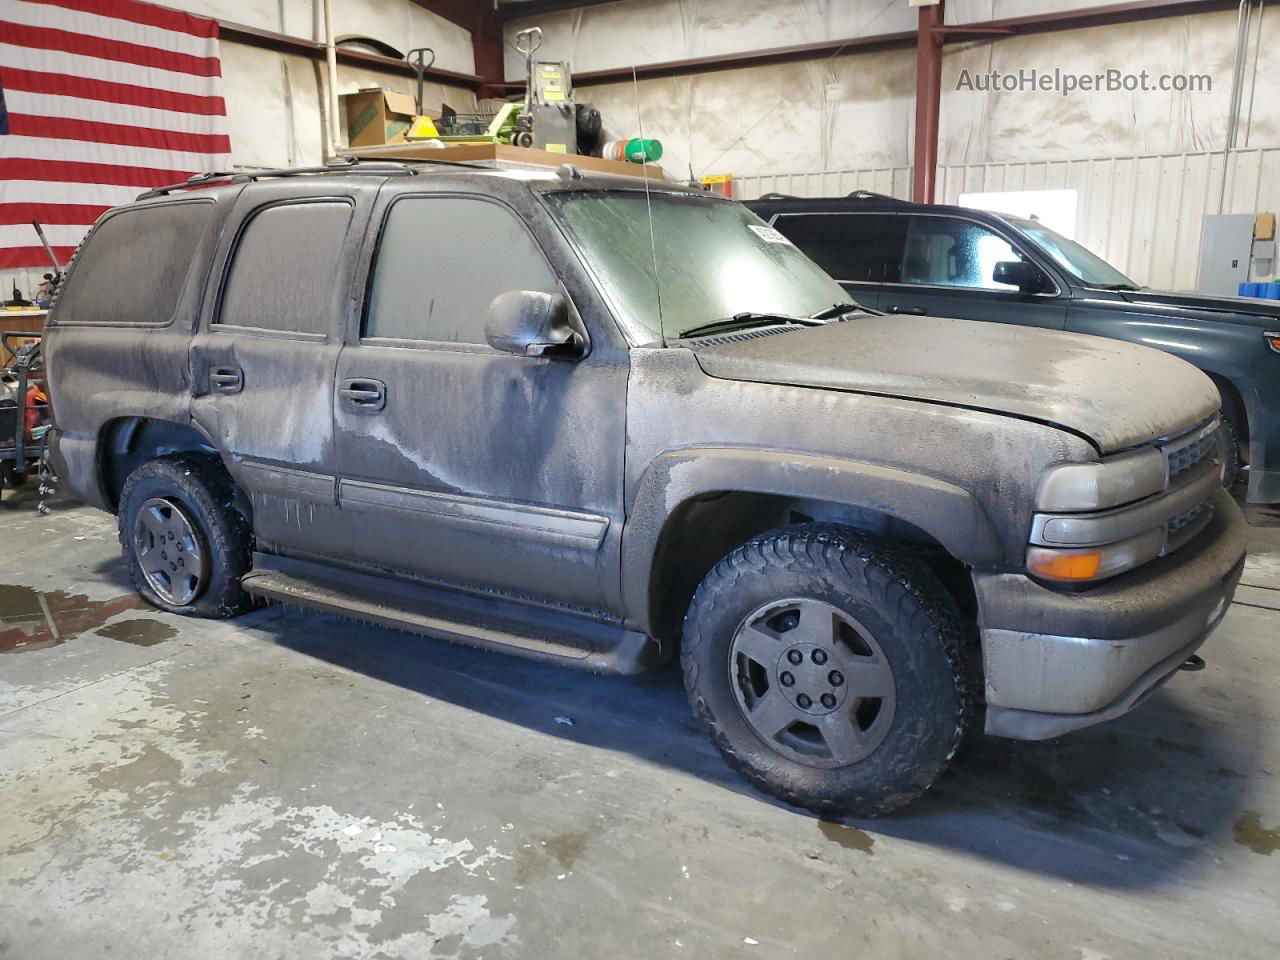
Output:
117,455,254,618
681,525,970,816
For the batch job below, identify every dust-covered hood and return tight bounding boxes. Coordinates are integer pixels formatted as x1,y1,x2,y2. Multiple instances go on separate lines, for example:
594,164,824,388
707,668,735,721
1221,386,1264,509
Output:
691,315,1220,454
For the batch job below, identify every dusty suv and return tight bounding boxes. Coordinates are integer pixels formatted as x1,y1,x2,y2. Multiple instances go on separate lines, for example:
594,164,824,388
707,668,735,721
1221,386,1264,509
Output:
44,161,1248,815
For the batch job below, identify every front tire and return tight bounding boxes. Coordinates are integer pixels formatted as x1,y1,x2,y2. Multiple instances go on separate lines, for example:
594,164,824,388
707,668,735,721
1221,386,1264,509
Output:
117,455,254,618
681,525,970,817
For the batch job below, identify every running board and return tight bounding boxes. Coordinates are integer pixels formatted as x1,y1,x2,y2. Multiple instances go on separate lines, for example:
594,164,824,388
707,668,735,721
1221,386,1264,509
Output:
240,553,665,674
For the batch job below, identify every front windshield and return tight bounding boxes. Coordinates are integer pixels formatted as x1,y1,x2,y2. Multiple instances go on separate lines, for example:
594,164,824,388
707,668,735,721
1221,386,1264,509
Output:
1016,219,1138,288
547,190,850,341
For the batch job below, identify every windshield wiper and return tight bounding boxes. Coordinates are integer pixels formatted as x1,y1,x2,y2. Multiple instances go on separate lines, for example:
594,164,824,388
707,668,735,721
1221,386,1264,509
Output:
1090,282,1141,291
810,302,862,320
678,312,824,339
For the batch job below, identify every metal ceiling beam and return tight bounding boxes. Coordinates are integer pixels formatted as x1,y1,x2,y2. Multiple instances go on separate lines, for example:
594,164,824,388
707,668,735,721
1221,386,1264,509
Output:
217,19,484,88
571,32,917,87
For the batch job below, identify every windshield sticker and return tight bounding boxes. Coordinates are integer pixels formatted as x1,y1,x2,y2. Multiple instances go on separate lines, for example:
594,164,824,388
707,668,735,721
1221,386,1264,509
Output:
748,224,794,245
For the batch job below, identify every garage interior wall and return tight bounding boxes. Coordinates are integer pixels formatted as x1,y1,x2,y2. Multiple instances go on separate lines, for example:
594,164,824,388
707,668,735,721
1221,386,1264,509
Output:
176,0,479,169
505,0,1276,289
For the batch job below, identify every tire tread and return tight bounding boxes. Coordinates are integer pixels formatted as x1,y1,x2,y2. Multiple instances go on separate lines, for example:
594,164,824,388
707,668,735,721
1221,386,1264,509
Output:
681,524,972,817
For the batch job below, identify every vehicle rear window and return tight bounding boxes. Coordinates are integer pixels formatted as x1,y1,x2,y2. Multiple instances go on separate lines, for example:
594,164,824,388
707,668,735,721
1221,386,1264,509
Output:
54,201,213,325
771,212,888,283
218,201,354,336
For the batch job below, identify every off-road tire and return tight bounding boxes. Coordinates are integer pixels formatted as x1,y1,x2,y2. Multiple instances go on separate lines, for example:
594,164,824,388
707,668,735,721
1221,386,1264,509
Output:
681,524,971,817
117,454,254,618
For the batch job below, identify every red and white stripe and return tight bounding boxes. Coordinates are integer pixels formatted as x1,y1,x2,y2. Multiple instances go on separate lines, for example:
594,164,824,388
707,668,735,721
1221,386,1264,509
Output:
0,0,230,269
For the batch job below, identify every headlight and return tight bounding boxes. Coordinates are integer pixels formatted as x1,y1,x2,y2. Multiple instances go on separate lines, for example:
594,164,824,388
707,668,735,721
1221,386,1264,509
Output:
1035,447,1165,512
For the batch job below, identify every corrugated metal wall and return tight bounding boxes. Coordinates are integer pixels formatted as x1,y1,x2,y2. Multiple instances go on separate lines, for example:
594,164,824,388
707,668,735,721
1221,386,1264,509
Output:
735,148,1280,291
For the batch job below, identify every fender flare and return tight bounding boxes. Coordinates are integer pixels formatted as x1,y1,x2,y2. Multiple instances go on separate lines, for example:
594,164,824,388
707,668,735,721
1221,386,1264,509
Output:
621,447,1004,629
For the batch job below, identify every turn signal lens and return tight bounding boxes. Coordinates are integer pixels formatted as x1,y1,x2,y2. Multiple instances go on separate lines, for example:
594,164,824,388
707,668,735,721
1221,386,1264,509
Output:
1266,332,1280,353
1028,550,1103,581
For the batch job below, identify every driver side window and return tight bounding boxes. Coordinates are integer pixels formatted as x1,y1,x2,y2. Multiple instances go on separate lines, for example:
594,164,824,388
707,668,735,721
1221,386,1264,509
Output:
364,196,559,343
897,216,1022,291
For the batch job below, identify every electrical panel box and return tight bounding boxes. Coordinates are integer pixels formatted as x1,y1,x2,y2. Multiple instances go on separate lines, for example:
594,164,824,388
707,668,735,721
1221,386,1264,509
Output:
531,61,577,155
1198,214,1255,296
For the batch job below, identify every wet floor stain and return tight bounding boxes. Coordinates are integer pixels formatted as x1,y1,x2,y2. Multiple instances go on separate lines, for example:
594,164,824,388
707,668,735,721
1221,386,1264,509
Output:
0,583,145,654
96,619,177,647
543,830,589,871
513,830,591,884
818,820,875,854
1232,811,1280,855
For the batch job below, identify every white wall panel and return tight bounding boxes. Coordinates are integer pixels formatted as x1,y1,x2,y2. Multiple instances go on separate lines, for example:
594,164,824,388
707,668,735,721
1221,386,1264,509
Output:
947,0,1160,24
180,1,477,168
502,0,916,81
166,0,475,72
737,148,1280,293
501,4,1275,185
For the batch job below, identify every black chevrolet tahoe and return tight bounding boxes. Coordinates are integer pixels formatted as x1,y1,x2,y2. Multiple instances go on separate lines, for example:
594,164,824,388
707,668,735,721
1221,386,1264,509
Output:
43,161,1248,815
748,192,1280,504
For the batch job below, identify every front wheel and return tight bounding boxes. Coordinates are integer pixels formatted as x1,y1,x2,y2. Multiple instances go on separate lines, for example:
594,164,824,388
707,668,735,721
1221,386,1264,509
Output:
681,525,971,817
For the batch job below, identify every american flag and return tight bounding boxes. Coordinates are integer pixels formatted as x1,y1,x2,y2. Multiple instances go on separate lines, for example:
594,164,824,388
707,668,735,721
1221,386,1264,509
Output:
0,0,231,270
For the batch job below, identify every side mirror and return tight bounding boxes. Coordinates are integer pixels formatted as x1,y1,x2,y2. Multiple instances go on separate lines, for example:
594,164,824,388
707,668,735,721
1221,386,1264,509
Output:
993,260,1049,293
485,290,585,358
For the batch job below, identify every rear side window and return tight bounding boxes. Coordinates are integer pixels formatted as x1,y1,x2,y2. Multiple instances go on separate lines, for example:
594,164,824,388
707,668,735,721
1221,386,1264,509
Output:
771,213,887,283
897,216,1021,290
364,196,557,343
55,201,213,325
218,201,353,335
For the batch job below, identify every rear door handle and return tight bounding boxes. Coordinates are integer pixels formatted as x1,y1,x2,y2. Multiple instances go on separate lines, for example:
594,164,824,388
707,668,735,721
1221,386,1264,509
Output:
339,378,386,412
886,305,927,315
210,366,243,393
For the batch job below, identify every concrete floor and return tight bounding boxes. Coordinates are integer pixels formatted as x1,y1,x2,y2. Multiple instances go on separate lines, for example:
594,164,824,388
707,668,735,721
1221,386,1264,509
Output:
2,486,1278,959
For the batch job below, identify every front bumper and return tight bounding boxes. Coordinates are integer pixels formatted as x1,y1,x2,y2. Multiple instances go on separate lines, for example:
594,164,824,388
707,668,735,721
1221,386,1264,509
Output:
976,488,1247,740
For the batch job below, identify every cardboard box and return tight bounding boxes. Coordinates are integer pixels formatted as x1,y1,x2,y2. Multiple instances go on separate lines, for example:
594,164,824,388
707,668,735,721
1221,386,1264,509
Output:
1255,212,1276,241
343,88,418,148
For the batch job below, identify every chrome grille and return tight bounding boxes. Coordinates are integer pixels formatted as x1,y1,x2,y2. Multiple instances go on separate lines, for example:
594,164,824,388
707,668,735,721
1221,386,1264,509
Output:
1161,418,1219,487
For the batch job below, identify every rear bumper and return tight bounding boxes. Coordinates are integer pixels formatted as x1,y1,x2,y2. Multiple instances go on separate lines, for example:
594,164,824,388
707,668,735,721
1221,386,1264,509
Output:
976,488,1247,740
47,427,108,510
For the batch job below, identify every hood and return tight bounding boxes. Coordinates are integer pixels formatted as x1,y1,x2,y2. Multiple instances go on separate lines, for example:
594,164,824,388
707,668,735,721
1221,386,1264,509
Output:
691,316,1220,454
1117,289,1280,325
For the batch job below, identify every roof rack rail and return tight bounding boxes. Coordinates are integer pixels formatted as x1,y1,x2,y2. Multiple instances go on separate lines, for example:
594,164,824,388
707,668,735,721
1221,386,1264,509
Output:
135,157,422,201
756,192,798,201
847,190,910,202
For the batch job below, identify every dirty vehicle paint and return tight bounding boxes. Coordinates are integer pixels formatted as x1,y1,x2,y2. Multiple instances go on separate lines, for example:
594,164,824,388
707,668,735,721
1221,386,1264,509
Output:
40,163,1249,814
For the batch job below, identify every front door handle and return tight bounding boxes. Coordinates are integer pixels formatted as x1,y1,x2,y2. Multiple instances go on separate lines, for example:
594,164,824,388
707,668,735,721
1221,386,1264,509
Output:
886,304,927,315
210,366,243,393
339,378,386,412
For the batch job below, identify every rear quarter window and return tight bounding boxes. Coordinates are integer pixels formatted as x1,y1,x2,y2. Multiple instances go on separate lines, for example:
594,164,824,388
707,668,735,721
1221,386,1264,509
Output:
54,200,214,326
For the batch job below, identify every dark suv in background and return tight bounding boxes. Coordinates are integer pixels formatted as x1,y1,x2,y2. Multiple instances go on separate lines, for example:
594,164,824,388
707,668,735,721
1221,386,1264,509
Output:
748,193,1280,504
